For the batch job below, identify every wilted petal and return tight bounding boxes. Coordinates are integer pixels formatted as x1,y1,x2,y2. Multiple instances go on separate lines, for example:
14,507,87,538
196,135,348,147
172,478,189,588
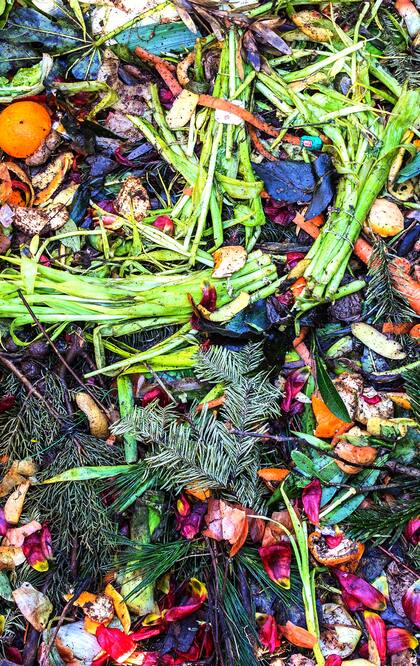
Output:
341,590,364,612
199,283,217,312
96,624,136,664
130,626,165,641
0,508,8,536
364,611,386,664
386,627,418,654
334,570,387,611
22,533,48,572
40,524,53,560
164,578,207,622
152,215,174,236
259,542,291,589
404,517,420,546
176,494,191,518
176,502,207,540
402,579,420,628
325,656,342,666
257,613,281,653
302,479,322,525
279,621,317,648
281,368,310,413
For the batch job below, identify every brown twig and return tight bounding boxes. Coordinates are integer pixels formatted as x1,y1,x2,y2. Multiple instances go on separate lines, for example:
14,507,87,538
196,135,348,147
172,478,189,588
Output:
377,544,419,577
17,290,113,420
0,353,63,421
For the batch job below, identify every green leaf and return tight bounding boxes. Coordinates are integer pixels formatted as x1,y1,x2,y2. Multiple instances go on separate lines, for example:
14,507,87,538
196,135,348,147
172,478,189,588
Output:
291,430,333,450
321,467,381,523
0,571,13,601
58,219,81,252
397,152,420,183
41,465,133,484
0,0,13,29
316,356,351,422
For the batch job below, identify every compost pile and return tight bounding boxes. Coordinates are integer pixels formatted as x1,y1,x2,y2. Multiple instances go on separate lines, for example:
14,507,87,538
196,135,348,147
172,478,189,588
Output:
0,1,419,665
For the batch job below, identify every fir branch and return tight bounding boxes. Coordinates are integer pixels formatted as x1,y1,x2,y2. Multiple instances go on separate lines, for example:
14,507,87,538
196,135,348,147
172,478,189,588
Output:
346,496,420,545
403,366,420,423
194,342,266,385
366,239,415,323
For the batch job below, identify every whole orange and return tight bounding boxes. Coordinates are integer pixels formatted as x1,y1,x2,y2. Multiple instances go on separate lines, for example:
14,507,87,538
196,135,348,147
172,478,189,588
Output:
0,101,52,158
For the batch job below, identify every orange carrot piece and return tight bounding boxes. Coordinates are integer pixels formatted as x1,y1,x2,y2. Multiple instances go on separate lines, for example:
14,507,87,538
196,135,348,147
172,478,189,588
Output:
197,94,279,137
248,125,277,161
382,323,413,335
196,396,226,412
312,394,353,439
294,341,315,374
307,214,324,227
410,324,420,338
290,277,307,298
257,468,290,482
134,46,182,95
294,213,321,239
293,326,309,348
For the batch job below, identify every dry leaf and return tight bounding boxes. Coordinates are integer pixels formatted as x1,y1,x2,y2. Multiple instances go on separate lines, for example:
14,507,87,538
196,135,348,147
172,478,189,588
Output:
12,582,53,631
4,481,30,524
166,89,199,129
12,204,69,236
0,546,26,570
33,152,73,205
212,245,247,278
0,459,36,498
75,393,109,439
104,583,131,633
203,499,248,556
114,176,150,222
5,520,42,547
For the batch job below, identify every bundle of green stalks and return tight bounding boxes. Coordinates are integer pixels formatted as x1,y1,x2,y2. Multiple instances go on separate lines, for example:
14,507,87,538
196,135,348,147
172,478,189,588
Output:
255,29,419,310
129,28,265,263
0,249,280,336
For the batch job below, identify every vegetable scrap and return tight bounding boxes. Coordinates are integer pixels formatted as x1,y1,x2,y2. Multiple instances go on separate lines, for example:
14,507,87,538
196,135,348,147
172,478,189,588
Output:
0,1,419,666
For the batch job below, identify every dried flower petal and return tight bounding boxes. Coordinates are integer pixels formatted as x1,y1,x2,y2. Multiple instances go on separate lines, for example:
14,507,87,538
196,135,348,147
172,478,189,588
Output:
257,613,281,653
402,579,420,627
325,656,343,666
302,479,322,525
153,215,174,236
404,517,420,546
334,570,387,611
259,542,291,589
96,624,136,664
164,578,207,622
279,621,317,649
386,627,418,654
281,368,310,413
364,611,386,664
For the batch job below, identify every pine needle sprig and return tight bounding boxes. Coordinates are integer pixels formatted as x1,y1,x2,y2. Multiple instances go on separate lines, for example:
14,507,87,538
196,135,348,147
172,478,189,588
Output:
114,540,192,596
346,495,420,545
237,547,298,605
366,239,415,323
194,342,266,385
222,577,260,666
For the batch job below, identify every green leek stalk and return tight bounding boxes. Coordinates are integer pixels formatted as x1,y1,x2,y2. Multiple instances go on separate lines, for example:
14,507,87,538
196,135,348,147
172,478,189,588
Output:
117,375,138,463
119,492,164,615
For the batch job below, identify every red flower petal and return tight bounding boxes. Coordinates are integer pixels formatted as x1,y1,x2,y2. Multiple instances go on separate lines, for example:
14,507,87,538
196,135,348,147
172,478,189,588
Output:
386,627,419,654
402,579,420,628
96,624,136,664
257,614,281,654
259,542,291,589
0,395,15,412
0,508,7,537
130,626,165,641
325,532,344,549
333,569,387,611
404,517,420,546
364,611,386,664
176,494,190,517
164,578,207,622
341,590,365,612
325,656,342,666
302,479,322,525
199,283,217,312
153,215,174,236
281,368,310,413
40,524,53,560
22,533,49,571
